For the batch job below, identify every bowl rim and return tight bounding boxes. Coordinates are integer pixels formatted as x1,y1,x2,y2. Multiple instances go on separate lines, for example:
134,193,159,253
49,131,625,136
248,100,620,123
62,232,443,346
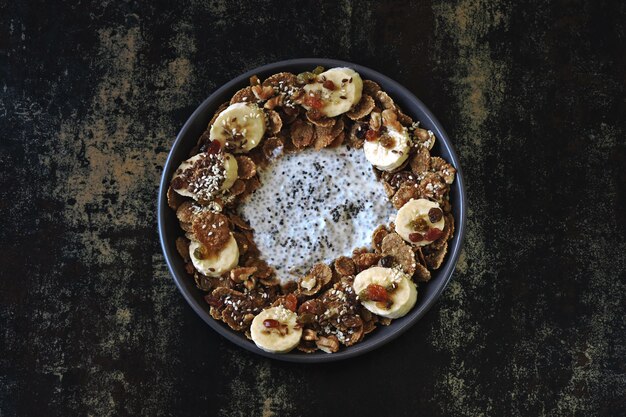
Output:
158,58,466,363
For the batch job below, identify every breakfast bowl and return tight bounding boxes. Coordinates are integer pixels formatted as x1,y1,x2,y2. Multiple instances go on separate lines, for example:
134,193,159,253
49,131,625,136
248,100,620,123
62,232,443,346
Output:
157,58,466,362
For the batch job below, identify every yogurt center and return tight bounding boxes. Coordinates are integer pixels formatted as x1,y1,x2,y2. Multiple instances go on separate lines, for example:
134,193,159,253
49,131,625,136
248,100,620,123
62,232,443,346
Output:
238,147,394,283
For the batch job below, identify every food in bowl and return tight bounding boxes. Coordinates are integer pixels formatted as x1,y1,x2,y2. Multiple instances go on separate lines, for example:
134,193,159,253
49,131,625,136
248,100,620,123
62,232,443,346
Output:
166,66,456,354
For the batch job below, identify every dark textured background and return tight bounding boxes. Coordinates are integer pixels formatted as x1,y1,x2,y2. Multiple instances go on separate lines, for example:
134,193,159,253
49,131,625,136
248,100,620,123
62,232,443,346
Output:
1,0,625,416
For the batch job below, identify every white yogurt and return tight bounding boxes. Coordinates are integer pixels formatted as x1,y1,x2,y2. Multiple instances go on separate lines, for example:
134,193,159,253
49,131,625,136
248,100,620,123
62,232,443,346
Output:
238,147,394,283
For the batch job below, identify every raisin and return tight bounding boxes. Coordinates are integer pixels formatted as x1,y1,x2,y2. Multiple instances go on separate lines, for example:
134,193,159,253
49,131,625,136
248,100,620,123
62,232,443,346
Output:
303,94,324,109
365,129,378,142
322,80,336,90
428,207,443,223
263,319,280,328
379,255,394,268
363,284,389,302
284,293,298,312
355,125,366,139
409,232,424,242
424,228,443,241
206,140,221,154
410,217,429,232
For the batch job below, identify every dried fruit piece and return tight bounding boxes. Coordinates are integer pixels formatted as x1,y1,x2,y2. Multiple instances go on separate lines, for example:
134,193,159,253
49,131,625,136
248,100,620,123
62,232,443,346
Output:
284,293,298,312
263,319,280,328
428,207,443,223
347,122,367,149
360,284,389,302
379,255,393,268
424,227,443,241
409,232,424,242
322,79,336,90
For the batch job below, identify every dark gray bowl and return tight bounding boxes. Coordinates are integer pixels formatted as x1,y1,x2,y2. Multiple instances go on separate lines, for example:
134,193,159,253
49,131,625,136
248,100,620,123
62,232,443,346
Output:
158,58,466,363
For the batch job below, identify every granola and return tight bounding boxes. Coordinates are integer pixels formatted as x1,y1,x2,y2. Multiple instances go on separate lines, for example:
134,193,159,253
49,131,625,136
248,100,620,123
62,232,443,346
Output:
168,66,456,354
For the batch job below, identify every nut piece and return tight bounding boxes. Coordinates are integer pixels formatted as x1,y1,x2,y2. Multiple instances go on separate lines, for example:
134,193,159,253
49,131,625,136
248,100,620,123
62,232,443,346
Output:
316,335,340,353
230,266,258,290
298,263,332,296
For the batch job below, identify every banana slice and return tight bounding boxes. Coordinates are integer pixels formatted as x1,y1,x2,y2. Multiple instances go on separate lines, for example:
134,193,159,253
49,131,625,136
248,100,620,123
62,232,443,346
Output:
353,267,417,319
188,234,239,277
303,67,363,117
395,198,445,246
172,152,238,200
250,306,303,353
209,102,266,153
363,125,411,171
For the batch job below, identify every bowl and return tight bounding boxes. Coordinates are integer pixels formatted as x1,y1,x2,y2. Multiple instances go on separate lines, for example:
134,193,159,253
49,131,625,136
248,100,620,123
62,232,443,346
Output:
158,58,466,363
